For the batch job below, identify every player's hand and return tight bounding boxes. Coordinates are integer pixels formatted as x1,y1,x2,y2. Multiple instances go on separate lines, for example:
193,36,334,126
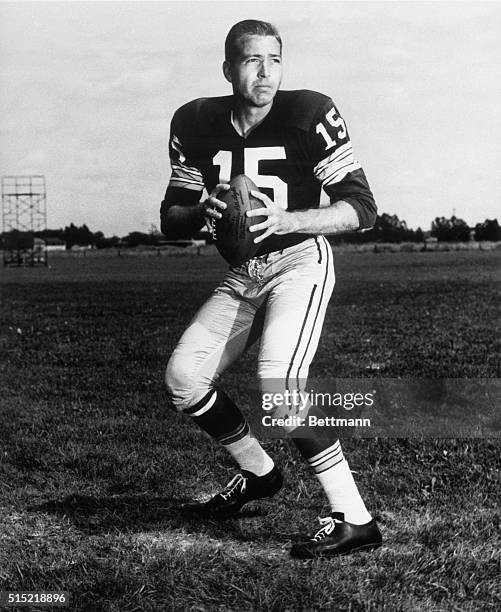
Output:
200,184,230,228
247,190,298,243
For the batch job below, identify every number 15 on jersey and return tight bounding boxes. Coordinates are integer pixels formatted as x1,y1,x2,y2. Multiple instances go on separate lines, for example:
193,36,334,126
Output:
213,147,288,209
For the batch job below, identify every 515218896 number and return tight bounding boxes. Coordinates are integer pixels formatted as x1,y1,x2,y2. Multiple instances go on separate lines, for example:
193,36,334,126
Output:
0,592,69,607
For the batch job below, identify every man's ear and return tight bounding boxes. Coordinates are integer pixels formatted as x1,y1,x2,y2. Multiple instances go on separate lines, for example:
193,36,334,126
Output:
222,61,232,83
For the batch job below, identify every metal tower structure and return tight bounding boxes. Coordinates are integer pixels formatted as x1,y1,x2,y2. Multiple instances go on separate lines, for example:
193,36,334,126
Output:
2,175,48,266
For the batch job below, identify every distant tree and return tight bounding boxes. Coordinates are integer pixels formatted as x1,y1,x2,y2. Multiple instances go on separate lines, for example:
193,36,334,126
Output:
431,216,470,242
64,223,95,249
95,234,120,249
64,223,78,249
370,213,414,243
149,233,163,246
146,224,164,246
450,216,471,241
35,228,66,241
123,231,152,247
474,219,501,242
93,231,106,248
327,212,420,244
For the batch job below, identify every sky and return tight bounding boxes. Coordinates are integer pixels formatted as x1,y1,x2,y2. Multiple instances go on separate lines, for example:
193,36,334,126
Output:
0,1,500,236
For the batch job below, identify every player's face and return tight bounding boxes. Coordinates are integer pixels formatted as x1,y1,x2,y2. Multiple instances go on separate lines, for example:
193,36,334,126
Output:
224,35,282,108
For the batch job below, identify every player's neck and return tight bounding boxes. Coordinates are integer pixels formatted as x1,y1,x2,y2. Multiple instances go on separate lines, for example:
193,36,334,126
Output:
231,102,273,138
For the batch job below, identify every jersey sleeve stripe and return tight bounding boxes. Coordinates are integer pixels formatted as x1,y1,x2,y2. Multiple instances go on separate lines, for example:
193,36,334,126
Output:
314,142,353,173
321,160,362,187
168,178,204,191
171,162,203,175
169,130,205,190
314,141,363,186
169,161,205,191
317,144,351,168
317,150,353,178
171,164,204,181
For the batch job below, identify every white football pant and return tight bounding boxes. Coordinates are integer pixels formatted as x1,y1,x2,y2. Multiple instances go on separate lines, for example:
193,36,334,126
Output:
166,236,335,418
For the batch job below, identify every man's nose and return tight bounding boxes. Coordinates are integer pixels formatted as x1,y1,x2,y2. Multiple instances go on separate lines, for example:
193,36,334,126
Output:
258,60,270,78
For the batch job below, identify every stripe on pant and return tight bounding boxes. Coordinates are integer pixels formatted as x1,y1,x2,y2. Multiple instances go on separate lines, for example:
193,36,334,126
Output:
286,236,333,391
285,285,317,387
295,237,333,383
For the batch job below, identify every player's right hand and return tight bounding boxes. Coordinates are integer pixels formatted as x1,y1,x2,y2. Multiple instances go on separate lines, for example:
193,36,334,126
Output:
200,184,230,224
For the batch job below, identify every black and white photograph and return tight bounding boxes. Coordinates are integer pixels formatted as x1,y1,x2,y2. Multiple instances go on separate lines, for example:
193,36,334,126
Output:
1,1,500,610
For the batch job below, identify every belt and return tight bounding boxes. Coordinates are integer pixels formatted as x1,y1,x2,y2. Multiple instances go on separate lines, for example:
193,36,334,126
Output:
246,254,269,282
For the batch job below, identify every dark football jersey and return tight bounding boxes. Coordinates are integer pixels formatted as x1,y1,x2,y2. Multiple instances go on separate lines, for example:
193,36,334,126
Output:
162,89,376,255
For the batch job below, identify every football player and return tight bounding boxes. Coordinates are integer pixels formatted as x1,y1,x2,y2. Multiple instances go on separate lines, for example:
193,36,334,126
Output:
161,19,382,557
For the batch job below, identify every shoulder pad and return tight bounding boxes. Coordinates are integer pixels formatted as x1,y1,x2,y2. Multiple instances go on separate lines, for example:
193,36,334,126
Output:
276,90,333,131
172,96,232,137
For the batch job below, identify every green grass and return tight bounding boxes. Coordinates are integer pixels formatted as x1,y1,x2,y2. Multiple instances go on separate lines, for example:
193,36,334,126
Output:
0,249,500,611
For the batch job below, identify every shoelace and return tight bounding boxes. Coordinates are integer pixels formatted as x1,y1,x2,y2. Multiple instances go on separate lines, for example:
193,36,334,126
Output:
219,474,247,501
311,516,336,542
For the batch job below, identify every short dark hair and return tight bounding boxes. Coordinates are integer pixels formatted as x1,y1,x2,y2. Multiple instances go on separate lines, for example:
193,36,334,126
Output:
225,19,282,63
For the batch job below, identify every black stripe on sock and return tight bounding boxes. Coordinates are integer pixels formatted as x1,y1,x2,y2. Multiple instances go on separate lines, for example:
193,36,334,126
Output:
314,455,344,474
310,447,343,470
189,390,248,441
309,440,341,463
217,421,250,445
292,437,341,461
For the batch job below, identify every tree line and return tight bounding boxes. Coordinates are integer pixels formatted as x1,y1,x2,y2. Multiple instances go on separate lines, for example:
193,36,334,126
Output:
1,216,500,249
330,215,501,244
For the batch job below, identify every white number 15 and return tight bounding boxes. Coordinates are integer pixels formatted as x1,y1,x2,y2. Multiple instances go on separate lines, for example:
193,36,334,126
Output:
213,147,288,209
316,108,347,150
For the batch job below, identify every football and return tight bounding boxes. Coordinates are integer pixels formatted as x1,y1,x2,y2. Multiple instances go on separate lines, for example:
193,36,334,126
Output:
213,174,266,267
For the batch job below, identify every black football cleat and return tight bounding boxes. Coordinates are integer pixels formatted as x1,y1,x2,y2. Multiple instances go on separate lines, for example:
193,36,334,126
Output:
181,466,283,519
290,512,382,558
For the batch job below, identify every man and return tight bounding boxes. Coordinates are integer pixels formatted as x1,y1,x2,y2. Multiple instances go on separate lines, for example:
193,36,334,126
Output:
161,19,382,558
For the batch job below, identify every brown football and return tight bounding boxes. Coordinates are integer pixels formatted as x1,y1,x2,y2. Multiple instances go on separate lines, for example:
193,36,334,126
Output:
213,175,266,267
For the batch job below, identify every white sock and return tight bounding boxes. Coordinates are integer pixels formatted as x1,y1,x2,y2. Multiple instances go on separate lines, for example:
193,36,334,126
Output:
224,433,275,477
308,441,372,524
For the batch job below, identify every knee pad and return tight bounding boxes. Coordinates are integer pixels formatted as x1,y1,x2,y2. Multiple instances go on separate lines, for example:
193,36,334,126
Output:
165,353,212,413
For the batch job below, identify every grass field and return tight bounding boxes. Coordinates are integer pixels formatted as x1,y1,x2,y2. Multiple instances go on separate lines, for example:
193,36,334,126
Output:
1,249,500,611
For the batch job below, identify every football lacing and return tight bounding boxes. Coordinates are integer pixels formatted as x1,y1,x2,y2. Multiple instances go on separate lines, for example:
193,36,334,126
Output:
311,516,336,542
220,474,247,501
209,219,217,241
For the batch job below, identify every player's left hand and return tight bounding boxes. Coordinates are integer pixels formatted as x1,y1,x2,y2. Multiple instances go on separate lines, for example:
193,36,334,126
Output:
247,190,297,243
